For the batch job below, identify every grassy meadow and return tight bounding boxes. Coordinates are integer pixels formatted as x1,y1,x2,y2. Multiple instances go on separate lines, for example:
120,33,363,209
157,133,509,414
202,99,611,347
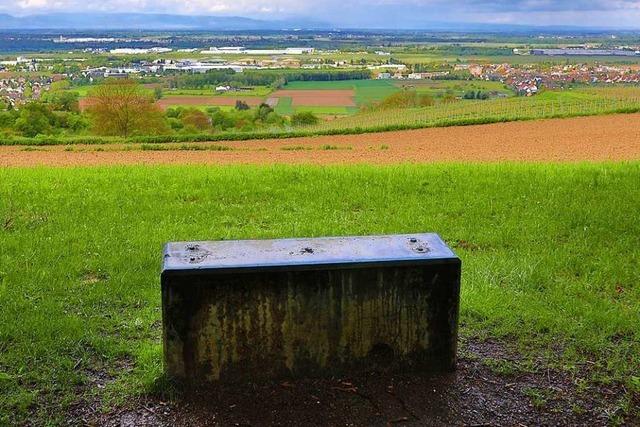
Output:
1,163,639,424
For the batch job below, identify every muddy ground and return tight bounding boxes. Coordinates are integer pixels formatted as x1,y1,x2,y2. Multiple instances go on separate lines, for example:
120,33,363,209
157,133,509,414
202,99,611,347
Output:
69,338,637,426
3,114,640,167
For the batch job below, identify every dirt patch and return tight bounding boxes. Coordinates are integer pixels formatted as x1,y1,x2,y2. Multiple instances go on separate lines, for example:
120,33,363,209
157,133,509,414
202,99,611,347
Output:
272,89,356,106
65,357,134,425
3,114,640,167
77,337,636,426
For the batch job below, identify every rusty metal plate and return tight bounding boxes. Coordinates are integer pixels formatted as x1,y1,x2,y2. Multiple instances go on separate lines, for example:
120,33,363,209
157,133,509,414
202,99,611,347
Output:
162,233,457,275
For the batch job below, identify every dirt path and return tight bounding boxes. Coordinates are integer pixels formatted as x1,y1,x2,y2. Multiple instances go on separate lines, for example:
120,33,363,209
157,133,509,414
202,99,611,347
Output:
2,113,640,167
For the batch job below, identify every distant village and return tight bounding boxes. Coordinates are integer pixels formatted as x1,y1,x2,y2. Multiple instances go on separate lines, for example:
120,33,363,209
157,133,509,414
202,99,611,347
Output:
2,44,640,105
0,75,56,106
455,63,640,96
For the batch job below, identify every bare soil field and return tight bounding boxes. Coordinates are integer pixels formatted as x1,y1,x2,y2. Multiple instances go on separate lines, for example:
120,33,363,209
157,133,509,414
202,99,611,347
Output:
2,113,640,167
272,89,356,106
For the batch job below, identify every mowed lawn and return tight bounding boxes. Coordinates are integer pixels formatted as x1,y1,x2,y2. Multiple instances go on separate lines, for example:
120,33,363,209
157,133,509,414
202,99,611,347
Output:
1,164,639,423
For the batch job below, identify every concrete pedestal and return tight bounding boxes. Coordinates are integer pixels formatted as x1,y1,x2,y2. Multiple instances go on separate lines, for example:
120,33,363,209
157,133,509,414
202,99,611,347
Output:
161,234,461,383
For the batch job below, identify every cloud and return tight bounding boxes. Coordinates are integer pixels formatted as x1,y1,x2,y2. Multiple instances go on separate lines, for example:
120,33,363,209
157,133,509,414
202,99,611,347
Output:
3,0,308,14
1,0,640,28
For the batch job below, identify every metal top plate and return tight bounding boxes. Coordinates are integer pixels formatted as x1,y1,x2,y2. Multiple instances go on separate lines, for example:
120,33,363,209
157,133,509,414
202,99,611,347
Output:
162,233,458,275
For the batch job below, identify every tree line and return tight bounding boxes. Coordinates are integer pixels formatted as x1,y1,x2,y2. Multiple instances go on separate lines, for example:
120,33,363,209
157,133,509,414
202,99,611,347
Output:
0,79,320,139
166,69,371,90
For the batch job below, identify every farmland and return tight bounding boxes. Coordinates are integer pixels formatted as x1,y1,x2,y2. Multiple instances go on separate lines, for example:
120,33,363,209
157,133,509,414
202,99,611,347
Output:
76,79,391,116
75,79,516,117
5,82,638,149
304,87,640,134
3,113,640,166
283,79,400,105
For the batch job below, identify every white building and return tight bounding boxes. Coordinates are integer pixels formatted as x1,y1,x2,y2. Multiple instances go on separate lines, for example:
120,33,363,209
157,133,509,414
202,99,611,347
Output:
109,47,172,54
202,47,315,55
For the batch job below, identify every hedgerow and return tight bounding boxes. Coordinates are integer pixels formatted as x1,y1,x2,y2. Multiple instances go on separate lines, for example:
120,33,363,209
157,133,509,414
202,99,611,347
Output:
2,104,639,146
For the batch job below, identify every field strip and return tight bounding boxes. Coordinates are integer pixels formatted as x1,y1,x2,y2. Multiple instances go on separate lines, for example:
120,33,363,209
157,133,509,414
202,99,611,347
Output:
2,113,640,167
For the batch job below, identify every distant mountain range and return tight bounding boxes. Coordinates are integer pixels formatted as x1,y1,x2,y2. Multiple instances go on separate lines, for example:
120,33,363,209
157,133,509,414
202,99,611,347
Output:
0,12,630,32
0,13,329,30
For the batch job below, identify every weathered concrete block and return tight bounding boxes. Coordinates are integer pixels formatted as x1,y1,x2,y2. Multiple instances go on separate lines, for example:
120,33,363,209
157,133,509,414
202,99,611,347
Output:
161,234,461,383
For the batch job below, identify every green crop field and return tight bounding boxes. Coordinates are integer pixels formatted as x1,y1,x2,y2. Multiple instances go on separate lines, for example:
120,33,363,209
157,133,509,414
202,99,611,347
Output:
292,106,357,115
0,163,639,424
274,96,294,115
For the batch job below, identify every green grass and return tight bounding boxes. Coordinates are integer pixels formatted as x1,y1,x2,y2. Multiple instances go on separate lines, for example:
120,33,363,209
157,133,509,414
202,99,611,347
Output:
70,84,154,98
164,103,238,112
293,106,356,115
1,163,639,424
166,86,272,97
536,90,601,101
396,80,514,98
274,96,294,115
67,84,94,97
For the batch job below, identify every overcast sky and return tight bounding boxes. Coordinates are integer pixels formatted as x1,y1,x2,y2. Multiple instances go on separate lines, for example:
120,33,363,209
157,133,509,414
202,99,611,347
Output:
5,0,640,29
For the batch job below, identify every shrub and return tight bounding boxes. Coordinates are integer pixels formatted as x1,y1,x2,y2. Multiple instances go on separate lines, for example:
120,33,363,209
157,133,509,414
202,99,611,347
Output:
15,102,55,137
179,108,211,132
235,100,250,111
167,117,183,130
377,90,434,109
463,90,489,100
254,103,274,122
291,111,319,126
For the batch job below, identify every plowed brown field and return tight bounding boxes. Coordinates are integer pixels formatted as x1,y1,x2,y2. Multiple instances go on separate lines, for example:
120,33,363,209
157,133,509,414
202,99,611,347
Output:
2,114,640,167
